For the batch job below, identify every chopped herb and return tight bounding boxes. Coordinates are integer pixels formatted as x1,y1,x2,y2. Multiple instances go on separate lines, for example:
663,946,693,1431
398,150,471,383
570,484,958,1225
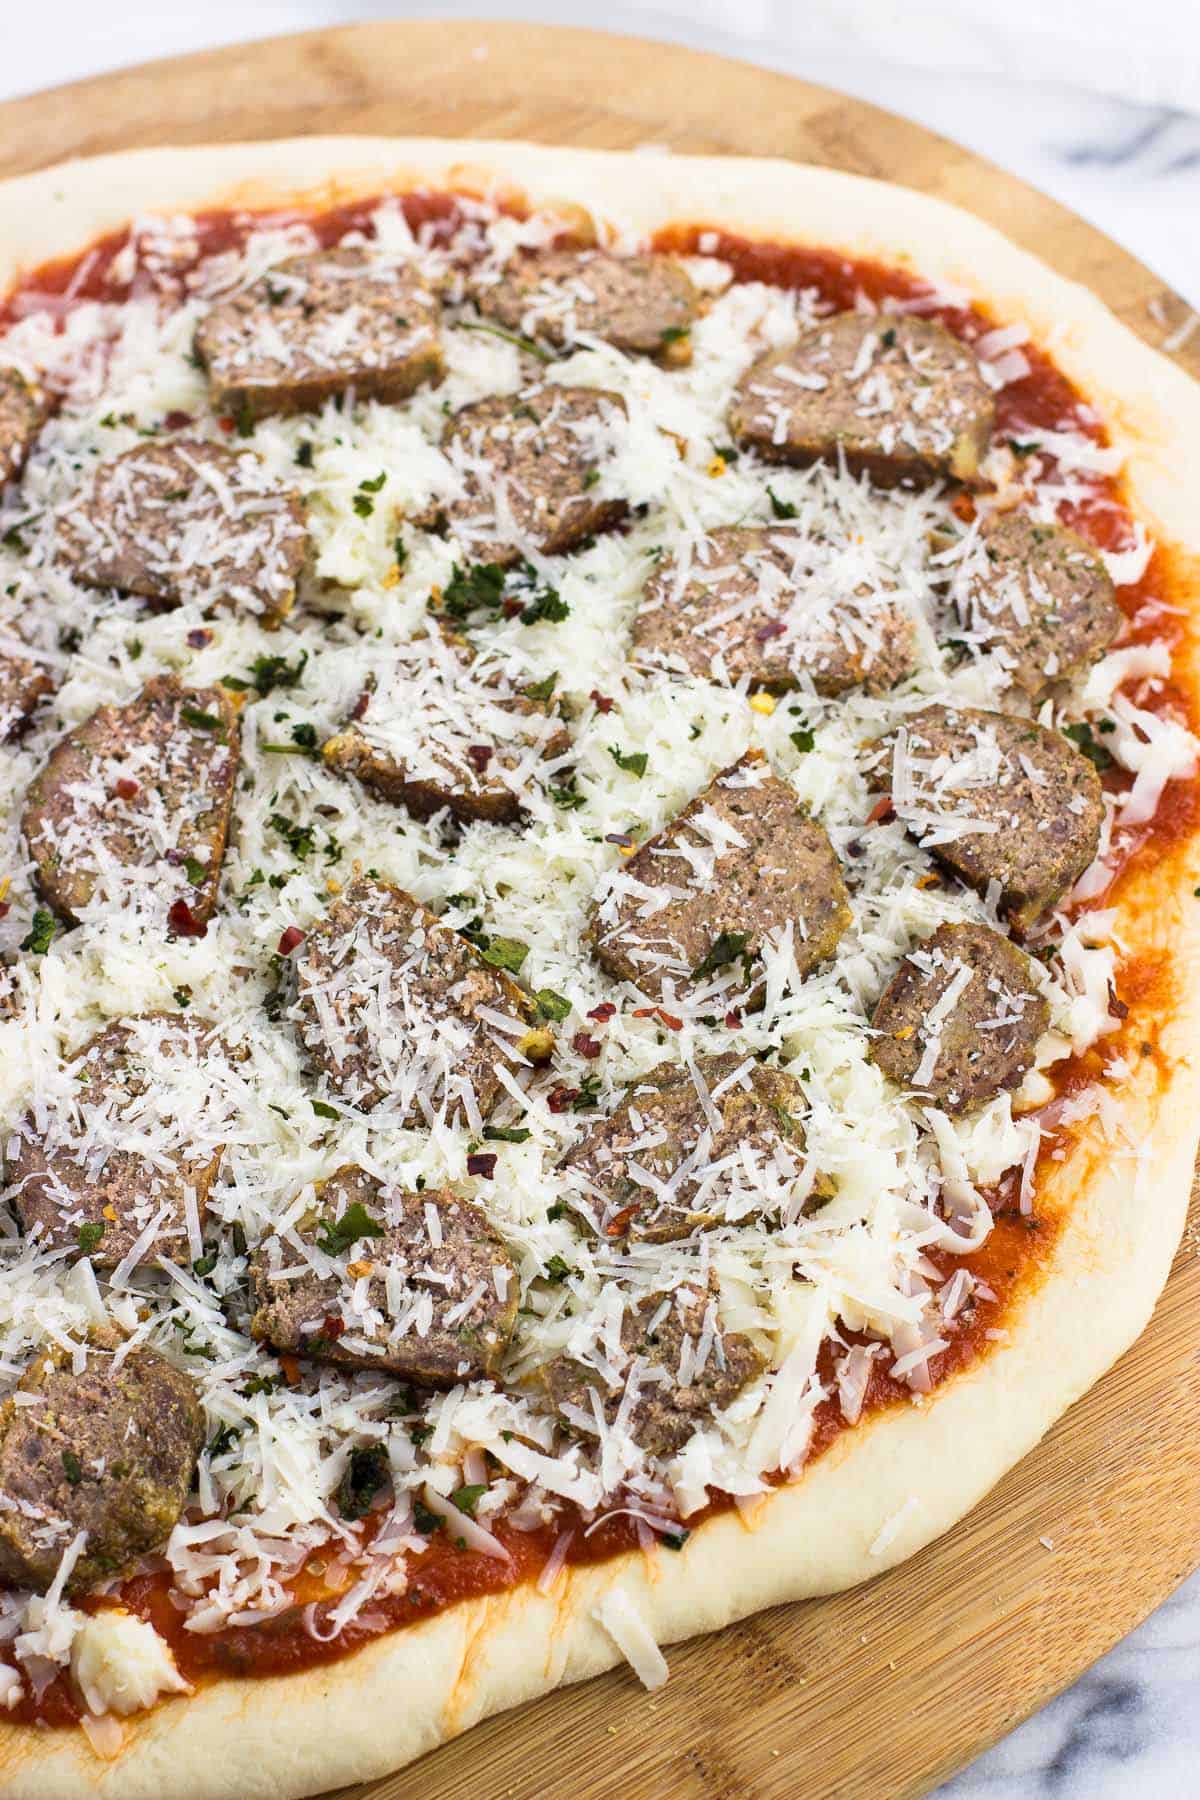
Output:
662,1529,690,1551
58,626,83,654
572,1073,602,1111
191,1250,218,1277
547,1201,567,1222
543,1254,573,1283
413,1499,443,1535
881,327,897,349
455,319,556,362
338,1445,391,1521
549,778,586,811
242,1373,277,1398
521,584,570,625
173,984,193,1009
61,1450,83,1486
360,471,386,492
609,745,648,778
1008,438,1039,456
316,1202,386,1257
223,650,308,698
127,636,144,660
480,936,529,974
789,725,815,754
660,325,689,344
582,467,601,489
442,560,507,620
712,443,740,464
183,854,208,886
352,492,376,518
295,441,315,468
181,705,223,734
233,398,256,438
767,485,798,519
311,1099,340,1121
20,909,56,955
535,987,571,1022
523,673,557,702
451,1483,488,1517
77,1221,105,1256
692,930,751,980
392,533,407,567
269,812,317,859
1063,721,1113,772
483,1125,532,1143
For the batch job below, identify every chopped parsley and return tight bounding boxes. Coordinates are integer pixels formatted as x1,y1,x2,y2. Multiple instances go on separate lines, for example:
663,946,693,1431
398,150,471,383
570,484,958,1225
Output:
609,745,648,778
442,560,507,620
767,485,798,519
181,705,223,734
483,1124,532,1143
534,987,571,1021
451,1483,488,1517
789,725,815,754
20,909,56,955
316,1202,386,1257
1063,721,1114,772
480,936,529,974
413,1499,443,1535
311,1099,341,1121
223,649,308,698
183,854,208,886
61,1450,83,1486
77,1221,105,1256
692,930,752,980
269,813,317,859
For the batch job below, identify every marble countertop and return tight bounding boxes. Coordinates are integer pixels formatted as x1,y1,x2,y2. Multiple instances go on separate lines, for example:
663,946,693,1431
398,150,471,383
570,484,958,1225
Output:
1,6,1197,1797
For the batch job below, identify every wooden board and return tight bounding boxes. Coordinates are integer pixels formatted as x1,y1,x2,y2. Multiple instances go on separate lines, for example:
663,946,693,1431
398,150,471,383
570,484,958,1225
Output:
1,22,1197,1800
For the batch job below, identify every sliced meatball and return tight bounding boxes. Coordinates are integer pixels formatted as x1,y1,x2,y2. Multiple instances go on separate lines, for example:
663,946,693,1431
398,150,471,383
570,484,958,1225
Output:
0,1333,202,1594
946,511,1121,697
292,876,536,1124
21,675,240,926
729,313,994,488
884,705,1104,929
869,921,1049,1112
561,1052,816,1241
589,749,850,1005
471,247,698,362
4,1013,227,1269
542,1281,766,1458
58,439,307,624
434,385,627,566
194,247,444,420
323,631,568,824
0,645,55,740
0,367,51,486
250,1164,517,1385
632,524,918,694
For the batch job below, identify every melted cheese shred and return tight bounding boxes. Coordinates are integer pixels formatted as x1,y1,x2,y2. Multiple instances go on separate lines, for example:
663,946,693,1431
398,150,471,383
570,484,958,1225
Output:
0,196,1188,1701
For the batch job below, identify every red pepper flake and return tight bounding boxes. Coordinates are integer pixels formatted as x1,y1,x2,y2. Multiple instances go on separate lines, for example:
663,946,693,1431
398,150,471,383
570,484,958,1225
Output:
319,1314,346,1341
164,410,194,431
950,491,977,524
350,690,370,722
547,1085,579,1114
632,1004,683,1030
217,416,236,434
605,1202,641,1238
586,1002,616,1023
114,776,140,800
502,597,524,618
724,1009,742,1028
466,744,494,774
167,898,207,939
277,925,305,956
467,1152,498,1179
754,619,787,643
866,796,895,826
186,627,213,649
0,903,9,923
590,690,614,714
278,1354,302,1386
572,1032,602,1059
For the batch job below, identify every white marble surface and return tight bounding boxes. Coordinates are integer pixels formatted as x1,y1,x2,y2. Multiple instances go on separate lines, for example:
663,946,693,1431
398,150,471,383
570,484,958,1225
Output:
2,6,1197,1797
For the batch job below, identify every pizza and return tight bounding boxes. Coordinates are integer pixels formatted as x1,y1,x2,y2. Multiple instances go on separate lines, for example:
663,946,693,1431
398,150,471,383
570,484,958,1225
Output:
0,136,1197,1798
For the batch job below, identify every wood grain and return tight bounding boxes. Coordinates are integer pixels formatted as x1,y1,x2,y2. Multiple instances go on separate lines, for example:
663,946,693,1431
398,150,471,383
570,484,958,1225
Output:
1,22,1196,1800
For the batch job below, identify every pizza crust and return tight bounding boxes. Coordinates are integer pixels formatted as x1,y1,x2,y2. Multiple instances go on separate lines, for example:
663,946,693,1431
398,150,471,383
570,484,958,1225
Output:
0,138,1198,1800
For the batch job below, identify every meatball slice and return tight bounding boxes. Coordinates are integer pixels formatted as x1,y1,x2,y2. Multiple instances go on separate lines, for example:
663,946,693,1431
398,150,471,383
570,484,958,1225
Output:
884,705,1105,929
0,1334,202,1594
946,511,1121,697
542,1281,766,1459
5,1013,227,1269
471,247,699,362
434,385,627,566
194,248,444,420
632,524,918,694
0,367,51,486
0,645,55,741
729,313,994,488
869,921,1049,1112
561,1053,816,1242
21,675,240,926
292,876,536,1125
589,749,850,1005
250,1165,518,1385
58,439,307,624
323,631,569,825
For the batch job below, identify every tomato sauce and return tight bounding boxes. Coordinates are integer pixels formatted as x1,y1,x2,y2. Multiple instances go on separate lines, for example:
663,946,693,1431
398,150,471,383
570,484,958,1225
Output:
4,192,1197,1723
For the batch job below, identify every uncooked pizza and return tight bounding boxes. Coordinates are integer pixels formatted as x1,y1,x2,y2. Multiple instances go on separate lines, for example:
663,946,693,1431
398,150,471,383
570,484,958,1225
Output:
0,138,1197,1800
